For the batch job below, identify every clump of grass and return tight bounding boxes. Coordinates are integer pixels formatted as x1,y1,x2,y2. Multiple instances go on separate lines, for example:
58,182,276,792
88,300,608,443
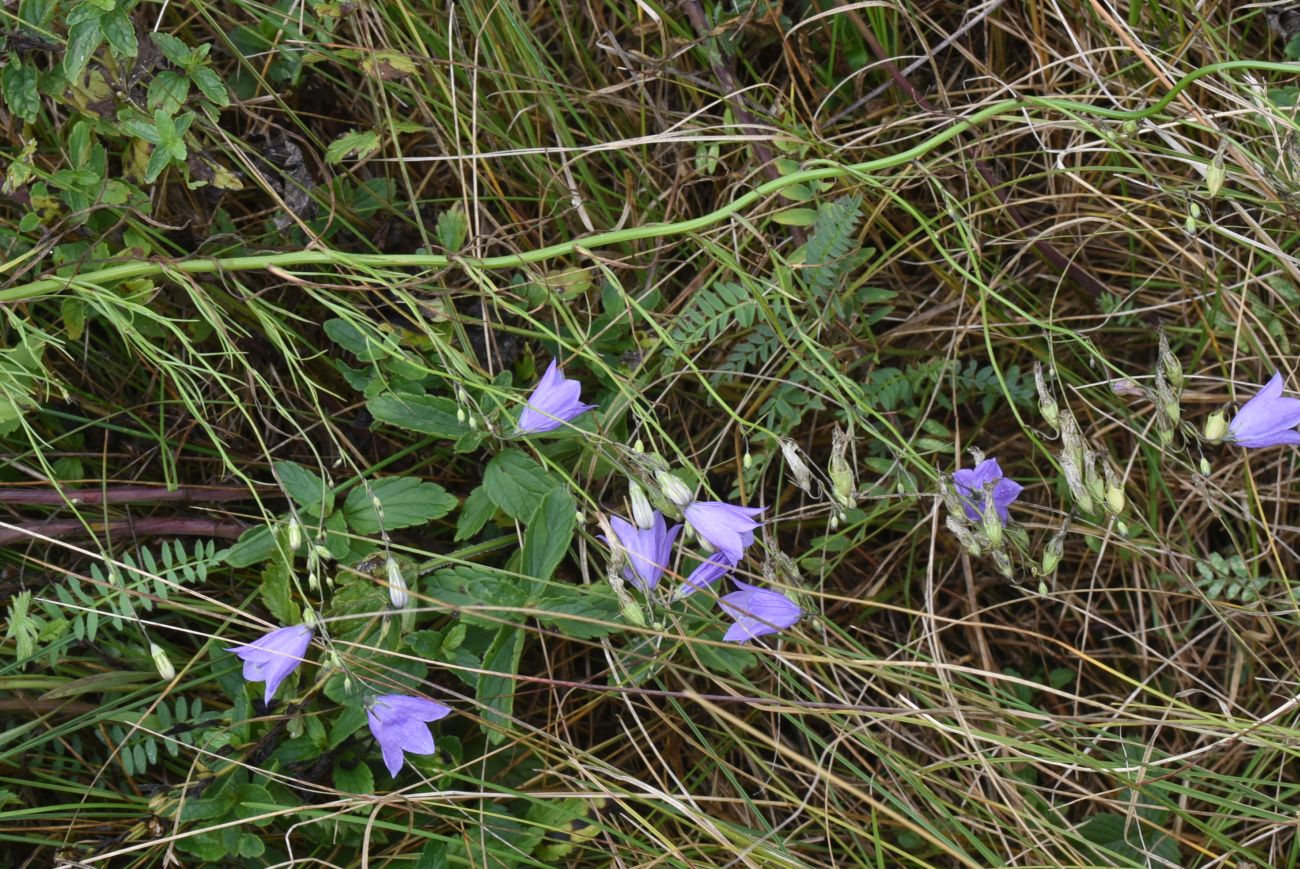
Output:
4,1,1300,867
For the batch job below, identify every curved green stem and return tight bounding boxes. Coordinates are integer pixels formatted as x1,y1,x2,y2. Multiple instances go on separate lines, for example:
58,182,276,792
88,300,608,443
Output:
4,60,1295,303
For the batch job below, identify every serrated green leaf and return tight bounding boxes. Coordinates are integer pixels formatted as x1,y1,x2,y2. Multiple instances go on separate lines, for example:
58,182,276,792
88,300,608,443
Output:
221,524,277,568
147,71,189,113
65,15,104,81
149,31,193,66
436,206,467,251
483,449,559,520
367,392,470,439
534,587,622,639
257,560,299,624
2,62,39,124
341,476,457,535
144,144,171,183
326,129,380,165
476,625,523,743
521,487,574,586
333,758,374,793
274,460,332,515
189,66,229,106
100,9,137,57
455,485,495,541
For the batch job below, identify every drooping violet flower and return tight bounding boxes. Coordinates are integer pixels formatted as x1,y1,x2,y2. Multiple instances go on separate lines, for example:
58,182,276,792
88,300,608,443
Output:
718,581,801,643
366,694,453,777
516,358,595,435
609,511,680,591
683,501,764,562
225,624,313,705
951,458,1022,523
1226,372,1300,448
674,550,735,600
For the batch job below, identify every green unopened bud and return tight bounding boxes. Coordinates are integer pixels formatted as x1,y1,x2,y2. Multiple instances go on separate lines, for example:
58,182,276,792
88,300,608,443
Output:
457,406,467,424
1120,119,1138,137
1204,409,1228,443
1199,457,1211,475
314,544,333,563
468,413,478,429
828,513,839,530
303,607,317,628
150,643,175,681
991,548,1013,579
628,480,655,530
780,439,815,496
1205,148,1226,198
287,518,303,552
1042,527,1066,577
385,557,408,609
743,450,753,470
619,596,646,627
632,439,644,454
307,570,320,591
655,470,693,508
1034,362,1059,431
1084,452,1106,506
1103,461,1125,515
1158,328,1183,392
945,513,981,557
828,425,856,511
980,488,1004,549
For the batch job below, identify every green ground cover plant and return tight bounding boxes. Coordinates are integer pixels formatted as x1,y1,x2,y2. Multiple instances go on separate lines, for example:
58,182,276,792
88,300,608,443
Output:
4,1,1300,866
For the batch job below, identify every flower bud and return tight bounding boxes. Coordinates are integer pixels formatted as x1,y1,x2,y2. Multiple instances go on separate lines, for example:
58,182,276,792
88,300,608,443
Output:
307,570,320,591
150,643,175,681
1158,328,1183,392
743,450,753,470
619,595,646,627
1034,362,1059,431
1103,461,1125,515
287,518,303,552
1203,410,1228,443
780,439,815,496
980,488,1004,549
386,557,409,609
1084,451,1106,507
314,544,333,562
628,480,655,530
945,513,981,557
1042,527,1065,576
655,470,694,508
991,548,1013,578
303,607,318,628
1205,149,1225,198
828,425,856,511
457,406,467,424
1199,457,1211,475
1153,368,1180,427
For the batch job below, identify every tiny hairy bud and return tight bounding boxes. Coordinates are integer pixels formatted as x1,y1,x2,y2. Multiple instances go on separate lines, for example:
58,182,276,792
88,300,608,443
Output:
307,570,320,591
287,518,303,552
1119,119,1139,137
828,425,856,511
780,439,815,496
1199,457,1211,475
743,450,753,470
828,513,839,530
302,607,318,629
150,643,175,681
457,406,467,424
991,548,1013,578
1205,149,1226,198
1034,362,1059,431
655,470,694,508
1204,409,1228,443
632,439,644,454
945,513,982,557
314,544,334,563
629,480,655,530
386,557,409,609
1042,529,1065,577
1158,328,1183,392
1084,452,1106,507
980,488,1004,549
619,596,646,627
1103,461,1125,515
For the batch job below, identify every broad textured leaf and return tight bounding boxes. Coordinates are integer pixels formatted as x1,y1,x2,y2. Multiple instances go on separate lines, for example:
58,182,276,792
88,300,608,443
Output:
326,130,381,165
274,460,332,515
367,392,470,439
521,487,574,585
1,62,39,124
483,449,559,520
64,15,104,81
455,485,495,541
342,476,456,535
333,758,374,794
476,625,523,743
189,66,229,106
534,588,622,639
100,9,137,57
221,524,276,568
257,560,299,624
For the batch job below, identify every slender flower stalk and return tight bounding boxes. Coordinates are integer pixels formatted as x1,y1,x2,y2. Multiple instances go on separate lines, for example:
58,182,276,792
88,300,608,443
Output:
516,358,595,434
951,458,1022,523
1226,372,1300,448
225,624,313,705
683,501,764,562
718,581,801,643
365,694,452,777
608,511,680,591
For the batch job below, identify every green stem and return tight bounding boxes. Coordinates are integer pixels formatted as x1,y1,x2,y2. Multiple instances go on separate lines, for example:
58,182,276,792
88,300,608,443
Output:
4,61,1294,302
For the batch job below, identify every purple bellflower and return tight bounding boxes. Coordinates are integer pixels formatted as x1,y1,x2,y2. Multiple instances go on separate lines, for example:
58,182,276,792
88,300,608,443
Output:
952,458,1023,523
683,501,764,563
609,511,680,591
366,693,453,777
674,550,736,600
226,624,313,706
1227,372,1300,448
718,581,801,643
516,358,595,435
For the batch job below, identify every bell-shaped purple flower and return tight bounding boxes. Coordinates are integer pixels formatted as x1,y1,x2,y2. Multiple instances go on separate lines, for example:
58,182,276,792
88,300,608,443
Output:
951,458,1022,523
718,581,801,643
366,693,453,777
683,501,764,562
609,511,680,591
1227,372,1300,448
225,624,313,706
674,550,735,600
516,358,595,434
